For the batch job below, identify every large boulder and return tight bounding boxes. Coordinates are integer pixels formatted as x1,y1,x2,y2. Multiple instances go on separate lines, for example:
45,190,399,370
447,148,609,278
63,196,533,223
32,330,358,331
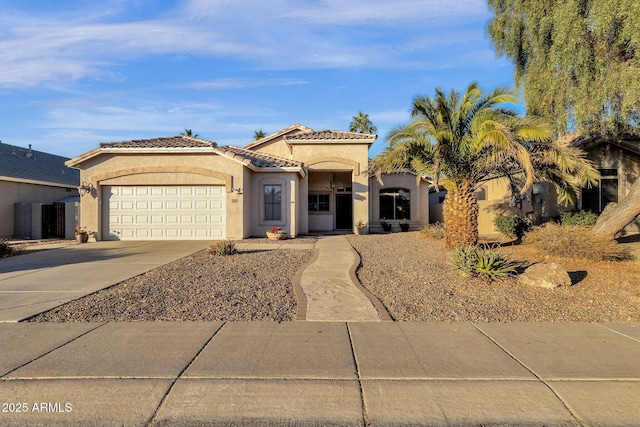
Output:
520,262,572,289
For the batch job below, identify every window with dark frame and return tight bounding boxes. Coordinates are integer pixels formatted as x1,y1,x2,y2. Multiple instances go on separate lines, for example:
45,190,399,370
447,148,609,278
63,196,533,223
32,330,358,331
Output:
264,185,282,220
308,194,330,212
582,168,618,213
379,188,410,220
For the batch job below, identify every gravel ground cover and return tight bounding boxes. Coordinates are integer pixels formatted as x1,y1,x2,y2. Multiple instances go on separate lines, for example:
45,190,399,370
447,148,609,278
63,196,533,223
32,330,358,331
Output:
29,242,314,322
347,232,640,322
26,233,640,323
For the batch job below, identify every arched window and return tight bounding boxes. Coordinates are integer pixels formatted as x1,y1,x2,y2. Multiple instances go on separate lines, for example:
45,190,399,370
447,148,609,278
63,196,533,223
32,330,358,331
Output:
379,188,410,220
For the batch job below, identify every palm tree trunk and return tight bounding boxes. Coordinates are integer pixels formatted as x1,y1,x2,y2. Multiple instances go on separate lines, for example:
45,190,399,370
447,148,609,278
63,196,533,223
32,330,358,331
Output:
443,187,479,249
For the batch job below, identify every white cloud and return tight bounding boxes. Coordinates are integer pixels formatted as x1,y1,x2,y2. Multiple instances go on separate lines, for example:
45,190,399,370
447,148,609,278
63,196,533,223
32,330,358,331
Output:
183,78,310,90
0,0,494,88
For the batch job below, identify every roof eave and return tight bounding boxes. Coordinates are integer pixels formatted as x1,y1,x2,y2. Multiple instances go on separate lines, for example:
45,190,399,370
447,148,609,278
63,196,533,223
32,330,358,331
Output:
286,138,376,145
256,166,306,177
0,175,78,189
65,147,217,168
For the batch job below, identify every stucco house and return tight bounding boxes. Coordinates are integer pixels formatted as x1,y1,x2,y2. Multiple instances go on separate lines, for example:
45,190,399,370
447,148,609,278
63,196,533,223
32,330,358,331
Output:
576,135,640,234
0,142,80,239
429,134,640,236
66,124,430,241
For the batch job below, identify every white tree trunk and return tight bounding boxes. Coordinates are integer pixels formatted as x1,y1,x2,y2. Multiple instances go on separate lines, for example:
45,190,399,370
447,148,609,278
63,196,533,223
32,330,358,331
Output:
592,178,640,238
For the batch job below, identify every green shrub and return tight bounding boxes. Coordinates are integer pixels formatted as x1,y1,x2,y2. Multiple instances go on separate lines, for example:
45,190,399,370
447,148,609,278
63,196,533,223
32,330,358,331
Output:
209,240,238,256
523,223,633,261
420,222,445,240
0,240,13,258
493,214,530,238
451,245,516,280
560,210,598,227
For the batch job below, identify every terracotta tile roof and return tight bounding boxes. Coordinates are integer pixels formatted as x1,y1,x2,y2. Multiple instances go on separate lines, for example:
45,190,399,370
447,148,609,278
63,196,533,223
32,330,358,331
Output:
216,146,303,168
0,142,79,186
243,124,312,150
100,136,217,149
285,130,376,141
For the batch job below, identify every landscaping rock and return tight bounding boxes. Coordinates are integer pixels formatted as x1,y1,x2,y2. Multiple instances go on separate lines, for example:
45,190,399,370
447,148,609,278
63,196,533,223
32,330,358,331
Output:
519,262,572,289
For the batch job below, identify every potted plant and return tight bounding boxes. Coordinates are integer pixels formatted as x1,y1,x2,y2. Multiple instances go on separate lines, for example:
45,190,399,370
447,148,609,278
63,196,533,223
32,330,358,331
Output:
355,220,367,235
399,221,410,232
380,219,392,232
266,227,287,240
74,226,89,243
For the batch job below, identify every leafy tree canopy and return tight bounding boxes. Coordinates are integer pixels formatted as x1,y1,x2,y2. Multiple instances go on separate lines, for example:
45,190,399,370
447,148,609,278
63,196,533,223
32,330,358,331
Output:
487,0,640,136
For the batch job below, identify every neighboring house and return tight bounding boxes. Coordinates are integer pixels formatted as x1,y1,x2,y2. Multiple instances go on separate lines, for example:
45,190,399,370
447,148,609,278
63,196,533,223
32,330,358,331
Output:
429,179,561,236
65,124,431,241
576,135,640,234
429,135,640,236
0,142,80,239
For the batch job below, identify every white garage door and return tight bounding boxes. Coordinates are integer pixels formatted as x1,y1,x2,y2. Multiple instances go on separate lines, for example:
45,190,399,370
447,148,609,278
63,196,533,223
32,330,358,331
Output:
104,186,226,240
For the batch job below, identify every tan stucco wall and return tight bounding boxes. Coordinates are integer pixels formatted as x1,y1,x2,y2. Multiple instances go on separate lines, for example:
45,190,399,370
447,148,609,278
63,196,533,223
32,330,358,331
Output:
301,146,370,233
369,174,429,233
249,172,301,237
246,128,307,159
252,136,372,233
0,180,76,238
477,178,557,236
76,152,249,240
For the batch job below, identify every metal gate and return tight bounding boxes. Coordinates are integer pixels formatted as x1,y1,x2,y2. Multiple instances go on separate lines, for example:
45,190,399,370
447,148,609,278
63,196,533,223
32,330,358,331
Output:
42,203,65,239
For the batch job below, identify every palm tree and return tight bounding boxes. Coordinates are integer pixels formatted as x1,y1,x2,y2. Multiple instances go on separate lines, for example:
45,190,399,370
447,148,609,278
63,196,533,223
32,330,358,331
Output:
254,130,267,140
181,129,199,138
349,112,378,134
371,82,599,249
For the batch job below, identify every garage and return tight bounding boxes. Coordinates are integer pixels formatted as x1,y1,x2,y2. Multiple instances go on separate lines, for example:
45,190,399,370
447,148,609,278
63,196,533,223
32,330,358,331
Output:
103,185,226,240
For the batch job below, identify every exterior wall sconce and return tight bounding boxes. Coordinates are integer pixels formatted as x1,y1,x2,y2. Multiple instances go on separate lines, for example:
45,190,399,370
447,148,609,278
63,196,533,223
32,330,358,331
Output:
232,187,243,195
77,181,94,196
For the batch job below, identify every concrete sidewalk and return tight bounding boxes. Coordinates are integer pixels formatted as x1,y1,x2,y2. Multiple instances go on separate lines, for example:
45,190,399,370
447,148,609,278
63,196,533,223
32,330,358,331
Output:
0,241,214,322
1,321,639,426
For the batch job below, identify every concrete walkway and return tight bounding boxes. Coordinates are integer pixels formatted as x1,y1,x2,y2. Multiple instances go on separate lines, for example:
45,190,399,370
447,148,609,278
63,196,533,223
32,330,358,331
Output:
0,241,214,322
297,235,389,321
1,321,639,426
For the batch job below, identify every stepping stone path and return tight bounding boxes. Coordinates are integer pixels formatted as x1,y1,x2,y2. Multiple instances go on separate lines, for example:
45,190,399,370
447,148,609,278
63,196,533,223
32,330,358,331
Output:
299,236,381,321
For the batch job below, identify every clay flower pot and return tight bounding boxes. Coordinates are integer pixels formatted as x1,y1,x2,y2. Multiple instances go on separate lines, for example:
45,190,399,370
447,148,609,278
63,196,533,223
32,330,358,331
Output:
266,231,287,240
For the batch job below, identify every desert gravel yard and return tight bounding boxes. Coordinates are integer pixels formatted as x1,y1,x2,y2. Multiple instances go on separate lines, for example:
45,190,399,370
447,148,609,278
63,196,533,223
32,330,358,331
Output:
27,233,640,323
347,232,640,322
29,239,315,322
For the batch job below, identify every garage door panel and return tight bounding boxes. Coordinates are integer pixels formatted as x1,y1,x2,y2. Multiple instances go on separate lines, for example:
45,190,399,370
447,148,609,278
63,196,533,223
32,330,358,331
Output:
104,185,226,240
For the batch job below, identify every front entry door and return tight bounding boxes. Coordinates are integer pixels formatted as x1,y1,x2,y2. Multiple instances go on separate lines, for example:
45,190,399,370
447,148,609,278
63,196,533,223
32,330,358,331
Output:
335,194,352,229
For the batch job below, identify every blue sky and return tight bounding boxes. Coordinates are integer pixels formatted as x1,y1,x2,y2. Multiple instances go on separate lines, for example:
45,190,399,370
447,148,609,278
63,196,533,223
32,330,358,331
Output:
0,0,515,158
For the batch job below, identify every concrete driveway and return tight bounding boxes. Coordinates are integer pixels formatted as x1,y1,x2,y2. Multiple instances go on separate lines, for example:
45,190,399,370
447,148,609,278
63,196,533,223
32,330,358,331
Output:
0,241,215,322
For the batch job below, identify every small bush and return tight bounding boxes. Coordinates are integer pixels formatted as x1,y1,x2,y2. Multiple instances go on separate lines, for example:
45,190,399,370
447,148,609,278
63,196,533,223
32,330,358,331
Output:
560,210,598,227
451,245,516,280
420,222,445,240
523,223,633,261
493,214,530,238
208,240,238,256
0,240,13,258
